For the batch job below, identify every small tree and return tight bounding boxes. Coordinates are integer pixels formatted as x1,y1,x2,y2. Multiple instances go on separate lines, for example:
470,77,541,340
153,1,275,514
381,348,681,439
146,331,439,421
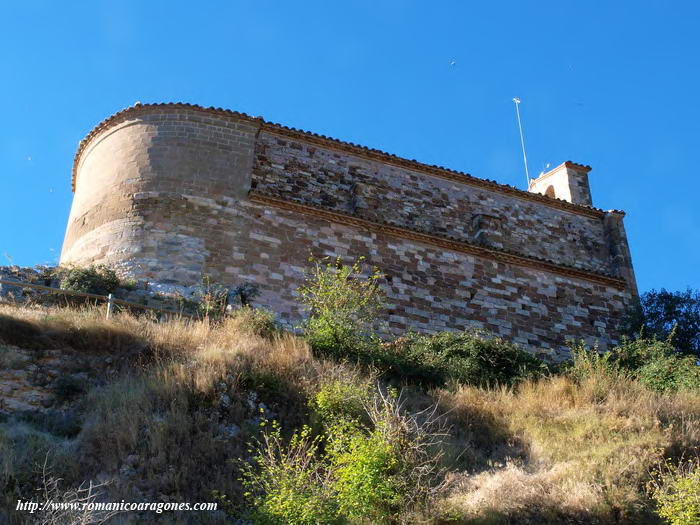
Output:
627,288,700,358
297,256,384,354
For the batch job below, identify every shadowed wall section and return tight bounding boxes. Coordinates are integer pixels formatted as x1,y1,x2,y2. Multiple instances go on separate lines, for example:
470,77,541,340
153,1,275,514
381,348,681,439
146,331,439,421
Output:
61,108,259,284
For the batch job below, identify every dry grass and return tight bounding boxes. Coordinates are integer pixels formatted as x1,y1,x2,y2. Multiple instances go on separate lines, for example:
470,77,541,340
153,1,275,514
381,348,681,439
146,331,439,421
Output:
441,462,605,522
74,316,322,505
2,304,700,523
0,304,328,521
437,372,700,523
0,302,283,354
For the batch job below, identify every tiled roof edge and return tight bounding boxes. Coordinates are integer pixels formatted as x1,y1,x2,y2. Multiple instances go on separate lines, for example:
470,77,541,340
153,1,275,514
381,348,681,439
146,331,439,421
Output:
71,103,624,218
563,161,592,172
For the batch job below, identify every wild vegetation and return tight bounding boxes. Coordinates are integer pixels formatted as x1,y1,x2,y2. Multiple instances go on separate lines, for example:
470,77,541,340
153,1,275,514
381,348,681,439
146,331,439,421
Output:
0,258,698,524
626,287,700,359
56,265,122,296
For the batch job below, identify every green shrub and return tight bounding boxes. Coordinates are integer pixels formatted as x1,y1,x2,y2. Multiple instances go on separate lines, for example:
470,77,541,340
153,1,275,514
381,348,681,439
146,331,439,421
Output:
637,354,700,392
341,331,548,388
562,342,636,402
327,390,446,522
311,329,548,389
59,265,120,296
326,419,403,521
613,337,700,393
193,275,229,318
309,377,371,428
244,390,445,524
380,331,548,387
230,282,261,307
626,288,700,358
120,278,138,291
611,337,676,371
649,458,700,525
298,256,384,356
242,422,342,525
566,341,623,382
567,338,700,393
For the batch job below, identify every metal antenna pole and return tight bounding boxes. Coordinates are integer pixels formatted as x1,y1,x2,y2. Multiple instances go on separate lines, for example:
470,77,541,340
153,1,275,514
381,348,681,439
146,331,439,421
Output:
512,97,531,187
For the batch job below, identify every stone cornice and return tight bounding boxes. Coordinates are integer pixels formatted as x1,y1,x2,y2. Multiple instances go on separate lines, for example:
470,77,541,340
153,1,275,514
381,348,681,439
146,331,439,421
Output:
71,103,624,220
248,191,628,290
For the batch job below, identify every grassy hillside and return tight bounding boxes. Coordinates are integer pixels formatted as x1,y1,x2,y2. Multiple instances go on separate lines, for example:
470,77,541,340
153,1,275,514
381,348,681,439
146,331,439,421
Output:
0,301,698,524
1,260,699,524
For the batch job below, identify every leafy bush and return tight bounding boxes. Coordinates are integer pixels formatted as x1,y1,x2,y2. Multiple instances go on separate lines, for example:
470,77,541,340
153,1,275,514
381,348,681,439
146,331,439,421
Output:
334,389,447,522
309,377,371,428
566,341,622,381
326,419,403,521
649,457,700,525
193,275,229,318
244,388,445,524
637,354,700,393
376,331,549,388
230,282,261,307
563,342,635,402
326,331,548,388
567,338,700,393
192,281,262,318
298,256,384,355
119,278,138,291
241,422,342,525
608,336,674,371
59,265,120,296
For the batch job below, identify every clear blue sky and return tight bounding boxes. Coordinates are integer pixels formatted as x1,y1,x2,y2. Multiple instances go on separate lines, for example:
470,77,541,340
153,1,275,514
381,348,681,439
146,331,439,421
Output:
1,1,698,293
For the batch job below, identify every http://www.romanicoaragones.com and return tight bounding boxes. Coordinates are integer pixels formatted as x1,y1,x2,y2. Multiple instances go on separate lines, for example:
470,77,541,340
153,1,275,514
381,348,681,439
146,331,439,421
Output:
16,499,218,515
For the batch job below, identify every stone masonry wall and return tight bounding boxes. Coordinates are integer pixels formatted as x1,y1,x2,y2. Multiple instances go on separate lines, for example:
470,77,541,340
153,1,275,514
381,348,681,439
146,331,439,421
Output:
216,200,631,359
61,104,638,360
252,132,612,275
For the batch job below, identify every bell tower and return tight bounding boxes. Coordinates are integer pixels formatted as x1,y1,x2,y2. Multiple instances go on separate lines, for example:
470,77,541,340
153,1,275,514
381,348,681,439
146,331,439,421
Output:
528,161,593,206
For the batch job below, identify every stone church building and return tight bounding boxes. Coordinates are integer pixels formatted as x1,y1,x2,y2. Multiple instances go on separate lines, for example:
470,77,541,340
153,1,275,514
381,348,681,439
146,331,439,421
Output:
61,103,637,359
